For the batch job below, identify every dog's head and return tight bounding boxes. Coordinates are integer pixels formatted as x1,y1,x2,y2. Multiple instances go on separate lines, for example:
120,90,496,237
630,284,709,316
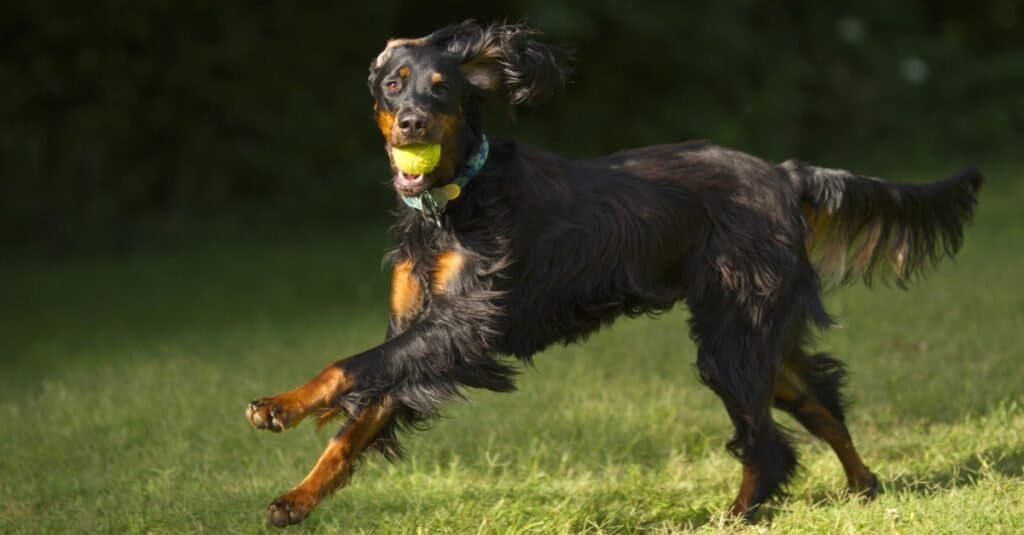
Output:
368,21,571,196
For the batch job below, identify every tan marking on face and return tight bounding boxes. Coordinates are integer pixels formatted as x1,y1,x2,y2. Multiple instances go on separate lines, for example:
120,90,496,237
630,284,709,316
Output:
432,250,465,294
390,259,423,322
376,110,395,139
430,72,444,84
398,66,410,78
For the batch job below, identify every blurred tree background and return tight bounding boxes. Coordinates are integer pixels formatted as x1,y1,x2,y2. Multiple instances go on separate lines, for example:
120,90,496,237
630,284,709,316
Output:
2,1,1021,251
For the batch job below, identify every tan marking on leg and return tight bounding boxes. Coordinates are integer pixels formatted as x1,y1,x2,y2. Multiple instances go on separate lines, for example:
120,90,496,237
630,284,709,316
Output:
267,398,395,527
773,363,875,494
390,259,424,331
730,465,758,516
431,250,465,294
774,366,804,402
802,401,876,494
247,365,352,432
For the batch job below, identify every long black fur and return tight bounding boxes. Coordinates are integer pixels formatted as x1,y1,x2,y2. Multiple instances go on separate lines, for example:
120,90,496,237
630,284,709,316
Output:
338,20,982,512
438,22,572,105
782,160,983,287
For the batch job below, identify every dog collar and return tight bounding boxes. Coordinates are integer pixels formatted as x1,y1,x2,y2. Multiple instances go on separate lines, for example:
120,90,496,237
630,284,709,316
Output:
402,135,489,226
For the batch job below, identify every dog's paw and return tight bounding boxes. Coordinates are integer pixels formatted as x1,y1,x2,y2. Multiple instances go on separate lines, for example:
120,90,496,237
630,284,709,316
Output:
247,396,305,432
849,470,880,500
267,489,318,528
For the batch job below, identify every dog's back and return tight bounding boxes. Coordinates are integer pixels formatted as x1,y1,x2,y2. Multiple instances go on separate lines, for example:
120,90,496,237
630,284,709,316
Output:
496,140,806,355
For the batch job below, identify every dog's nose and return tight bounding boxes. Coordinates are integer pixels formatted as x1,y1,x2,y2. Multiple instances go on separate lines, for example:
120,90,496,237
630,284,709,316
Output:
396,111,428,136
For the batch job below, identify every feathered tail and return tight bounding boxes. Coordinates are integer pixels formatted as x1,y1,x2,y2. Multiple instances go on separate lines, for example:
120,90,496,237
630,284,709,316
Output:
780,160,983,286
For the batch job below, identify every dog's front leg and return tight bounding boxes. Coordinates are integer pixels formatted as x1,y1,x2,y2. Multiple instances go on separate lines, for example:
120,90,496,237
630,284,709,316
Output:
256,311,509,527
265,396,394,527
251,248,513,527
246,363,352,432
246,257,423,433
243,317,441,433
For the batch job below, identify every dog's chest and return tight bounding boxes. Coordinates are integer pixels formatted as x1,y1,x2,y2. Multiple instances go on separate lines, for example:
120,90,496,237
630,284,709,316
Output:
389,247,472,326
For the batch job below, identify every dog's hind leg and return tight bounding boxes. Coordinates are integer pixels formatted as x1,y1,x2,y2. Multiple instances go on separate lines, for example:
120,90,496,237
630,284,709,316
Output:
774,348,879,497
689,300,799,518
721,401,799,518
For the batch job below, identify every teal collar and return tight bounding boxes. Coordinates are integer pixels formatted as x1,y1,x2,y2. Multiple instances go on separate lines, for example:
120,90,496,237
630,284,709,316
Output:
402,135,489,226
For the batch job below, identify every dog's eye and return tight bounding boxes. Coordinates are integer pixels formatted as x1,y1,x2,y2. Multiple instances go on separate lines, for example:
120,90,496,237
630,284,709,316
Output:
433,82,450,96
385,80,401,94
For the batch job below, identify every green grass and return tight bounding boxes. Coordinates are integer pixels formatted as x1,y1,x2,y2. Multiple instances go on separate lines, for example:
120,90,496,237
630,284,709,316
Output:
2,164,1023,533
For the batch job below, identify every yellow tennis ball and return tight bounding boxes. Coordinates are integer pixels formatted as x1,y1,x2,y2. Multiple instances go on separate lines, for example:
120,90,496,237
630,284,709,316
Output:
391,143,442,175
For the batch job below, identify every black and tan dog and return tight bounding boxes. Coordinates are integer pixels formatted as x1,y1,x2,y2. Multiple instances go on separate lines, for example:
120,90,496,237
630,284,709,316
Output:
246,21,983,527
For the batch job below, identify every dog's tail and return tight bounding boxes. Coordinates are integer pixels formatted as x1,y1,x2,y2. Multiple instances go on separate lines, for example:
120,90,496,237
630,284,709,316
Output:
780,160,983,287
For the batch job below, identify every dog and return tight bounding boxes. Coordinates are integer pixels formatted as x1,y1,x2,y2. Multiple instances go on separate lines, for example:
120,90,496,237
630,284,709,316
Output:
245,21,983,527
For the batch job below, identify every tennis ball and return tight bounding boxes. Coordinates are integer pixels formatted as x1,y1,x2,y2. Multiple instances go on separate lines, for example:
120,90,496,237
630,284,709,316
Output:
391,143,442,175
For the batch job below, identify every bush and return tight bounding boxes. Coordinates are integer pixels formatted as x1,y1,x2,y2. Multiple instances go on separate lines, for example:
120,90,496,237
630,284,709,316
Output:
2,1,1020,249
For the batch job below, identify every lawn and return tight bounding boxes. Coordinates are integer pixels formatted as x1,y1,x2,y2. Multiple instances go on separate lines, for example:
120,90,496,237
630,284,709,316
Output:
2,163,1022,533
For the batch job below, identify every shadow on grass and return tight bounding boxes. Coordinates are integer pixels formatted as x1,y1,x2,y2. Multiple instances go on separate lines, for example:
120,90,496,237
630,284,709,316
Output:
794,443,1024,513
884,445,1024,496
304,483,725,533
758,443,1024,528
300,432,1024,532
286,442,1024,533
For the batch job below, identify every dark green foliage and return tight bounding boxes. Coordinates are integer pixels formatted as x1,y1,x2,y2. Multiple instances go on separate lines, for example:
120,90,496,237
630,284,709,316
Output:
1,1,1020,249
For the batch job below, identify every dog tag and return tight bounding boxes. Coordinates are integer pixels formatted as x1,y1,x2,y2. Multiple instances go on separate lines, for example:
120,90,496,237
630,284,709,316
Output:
440,183,461,201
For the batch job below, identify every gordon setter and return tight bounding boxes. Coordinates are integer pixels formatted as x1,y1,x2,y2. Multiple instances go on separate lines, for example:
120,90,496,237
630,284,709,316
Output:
246,21,983,527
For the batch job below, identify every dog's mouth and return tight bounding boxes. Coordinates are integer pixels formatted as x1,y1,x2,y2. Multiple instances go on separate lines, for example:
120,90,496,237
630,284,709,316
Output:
393,170,431,197
389,140,445,196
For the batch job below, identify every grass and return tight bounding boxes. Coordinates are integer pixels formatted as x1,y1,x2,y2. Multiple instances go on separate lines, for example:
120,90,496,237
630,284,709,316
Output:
2,162,1023,533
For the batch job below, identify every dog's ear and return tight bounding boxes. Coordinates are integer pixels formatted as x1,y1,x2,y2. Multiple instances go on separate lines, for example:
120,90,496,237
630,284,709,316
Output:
439,21,573,105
